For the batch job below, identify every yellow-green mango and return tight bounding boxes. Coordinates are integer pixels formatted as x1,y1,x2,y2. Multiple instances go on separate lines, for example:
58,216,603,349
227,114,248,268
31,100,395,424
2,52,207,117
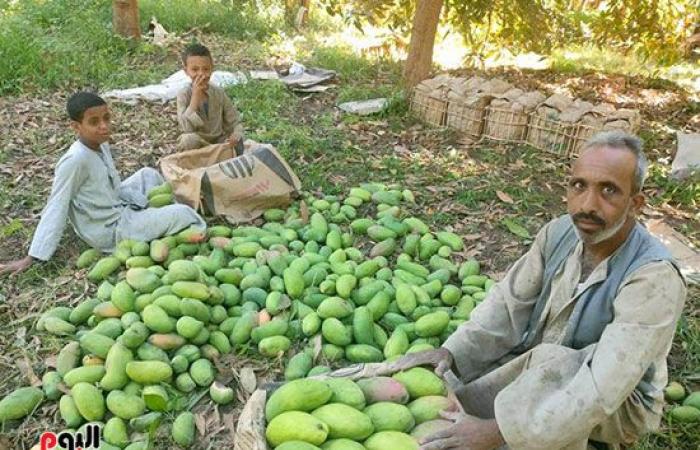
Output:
312,403,374,440
266,411,329,447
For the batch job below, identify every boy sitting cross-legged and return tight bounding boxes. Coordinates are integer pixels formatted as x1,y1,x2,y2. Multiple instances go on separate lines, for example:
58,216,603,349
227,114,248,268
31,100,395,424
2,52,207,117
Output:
0,92,206,276
176,43,244,153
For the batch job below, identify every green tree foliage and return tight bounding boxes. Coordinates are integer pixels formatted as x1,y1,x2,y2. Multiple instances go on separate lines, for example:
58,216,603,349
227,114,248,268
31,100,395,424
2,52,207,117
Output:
320,0,699,63
585,0,698,63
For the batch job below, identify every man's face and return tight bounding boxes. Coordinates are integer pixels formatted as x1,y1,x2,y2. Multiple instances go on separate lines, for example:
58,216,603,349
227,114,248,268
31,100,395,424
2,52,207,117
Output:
566,145,644,246
184,55,213,83
71,104,111,149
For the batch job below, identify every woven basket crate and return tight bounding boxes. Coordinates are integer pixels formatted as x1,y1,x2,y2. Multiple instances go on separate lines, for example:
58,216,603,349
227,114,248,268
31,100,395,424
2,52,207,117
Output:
526,114,594,157
567,122,603,157
483,105,531,142
446,95,490,139
533,114,643,158
567,109,642,158
411,88,448,126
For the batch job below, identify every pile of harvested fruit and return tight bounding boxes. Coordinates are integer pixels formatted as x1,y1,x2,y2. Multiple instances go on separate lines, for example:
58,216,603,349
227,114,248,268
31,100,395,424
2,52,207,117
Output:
264,372,453,450
664,382,700,423
0,182,495,448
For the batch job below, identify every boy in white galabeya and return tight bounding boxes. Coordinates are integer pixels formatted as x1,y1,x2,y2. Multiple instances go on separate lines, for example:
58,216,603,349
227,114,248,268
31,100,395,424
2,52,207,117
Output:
0,92,206,276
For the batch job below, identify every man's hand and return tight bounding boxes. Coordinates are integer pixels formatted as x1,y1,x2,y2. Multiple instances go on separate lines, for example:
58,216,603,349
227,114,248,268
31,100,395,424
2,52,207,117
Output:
419,414,505,450
0,255,34,277
391,348,454,376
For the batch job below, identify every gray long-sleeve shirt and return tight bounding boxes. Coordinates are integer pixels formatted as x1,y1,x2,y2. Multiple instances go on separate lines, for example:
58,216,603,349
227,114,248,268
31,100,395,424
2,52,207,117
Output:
28,141,205,261
29,141,124,260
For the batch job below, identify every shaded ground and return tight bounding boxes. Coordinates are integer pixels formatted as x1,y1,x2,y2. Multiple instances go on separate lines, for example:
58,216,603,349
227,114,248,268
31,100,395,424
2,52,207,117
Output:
0,33,698,449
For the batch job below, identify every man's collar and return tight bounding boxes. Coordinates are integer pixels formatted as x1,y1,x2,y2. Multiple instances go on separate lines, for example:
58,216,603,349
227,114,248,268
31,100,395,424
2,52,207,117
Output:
575,224,640,289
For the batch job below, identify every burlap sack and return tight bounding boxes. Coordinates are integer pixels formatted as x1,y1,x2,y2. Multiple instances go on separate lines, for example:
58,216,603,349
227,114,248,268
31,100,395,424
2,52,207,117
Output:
419,73,453,92
234,389,268,450
477,78,512,95
542,93,574,113
517,91,547,110
160,140,301,223
558,100,595,123
671,132,700,181
492,88,525,105
603,108,641,132
577,103,614,128
446,76,484,97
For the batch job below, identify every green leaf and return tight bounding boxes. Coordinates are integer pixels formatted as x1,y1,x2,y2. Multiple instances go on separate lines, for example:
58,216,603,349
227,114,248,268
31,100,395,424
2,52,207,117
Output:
502,218,531,239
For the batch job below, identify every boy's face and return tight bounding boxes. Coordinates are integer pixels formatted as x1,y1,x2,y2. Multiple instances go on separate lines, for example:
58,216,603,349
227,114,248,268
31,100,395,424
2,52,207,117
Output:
184,55,213,83
71,105,111,149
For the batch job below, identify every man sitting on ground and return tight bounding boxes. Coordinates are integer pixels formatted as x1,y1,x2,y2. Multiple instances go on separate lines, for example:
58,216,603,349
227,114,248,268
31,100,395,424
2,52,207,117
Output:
397,131,687,450
176,43,244,153
0,92,206,276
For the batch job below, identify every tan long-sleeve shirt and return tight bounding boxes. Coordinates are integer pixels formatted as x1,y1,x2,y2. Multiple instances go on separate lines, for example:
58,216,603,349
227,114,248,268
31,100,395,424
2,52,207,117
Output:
443,219,687,449
176,83,243,144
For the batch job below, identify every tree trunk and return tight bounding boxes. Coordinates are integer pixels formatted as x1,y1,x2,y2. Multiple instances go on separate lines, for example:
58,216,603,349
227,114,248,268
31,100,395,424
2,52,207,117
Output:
285,0,311,29
296,0,311,29
404,0,443,87
113,0,141,40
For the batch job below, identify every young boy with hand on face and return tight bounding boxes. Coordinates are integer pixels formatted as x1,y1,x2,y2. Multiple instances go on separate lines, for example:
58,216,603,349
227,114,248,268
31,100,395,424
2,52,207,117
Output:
0,92,206,276
176,43,244,153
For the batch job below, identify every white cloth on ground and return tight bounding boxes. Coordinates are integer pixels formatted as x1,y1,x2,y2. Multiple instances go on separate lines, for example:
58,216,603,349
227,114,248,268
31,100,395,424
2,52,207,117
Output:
102,70,247,104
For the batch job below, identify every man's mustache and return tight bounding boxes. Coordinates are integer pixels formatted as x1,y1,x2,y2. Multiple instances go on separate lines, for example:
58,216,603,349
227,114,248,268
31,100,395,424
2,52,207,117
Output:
572,212,606,226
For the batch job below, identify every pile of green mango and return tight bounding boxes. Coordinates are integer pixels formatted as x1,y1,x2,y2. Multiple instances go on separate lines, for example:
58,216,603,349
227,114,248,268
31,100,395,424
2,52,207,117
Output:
265,370,453,450
0,182,496,448
665,382,700,423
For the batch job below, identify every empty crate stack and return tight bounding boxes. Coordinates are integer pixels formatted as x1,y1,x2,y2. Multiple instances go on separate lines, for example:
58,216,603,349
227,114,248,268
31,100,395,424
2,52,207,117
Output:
411,74,641,158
